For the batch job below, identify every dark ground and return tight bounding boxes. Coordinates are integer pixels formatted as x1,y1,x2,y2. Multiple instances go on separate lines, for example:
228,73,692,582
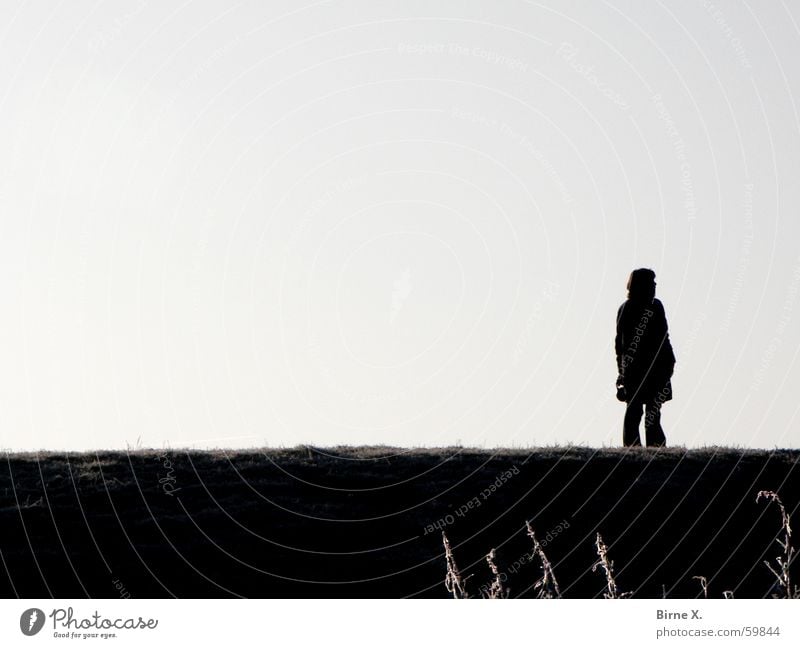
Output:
0,446,797,598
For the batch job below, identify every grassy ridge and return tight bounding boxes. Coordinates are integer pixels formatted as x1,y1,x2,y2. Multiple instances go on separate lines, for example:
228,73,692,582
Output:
1,446,798,598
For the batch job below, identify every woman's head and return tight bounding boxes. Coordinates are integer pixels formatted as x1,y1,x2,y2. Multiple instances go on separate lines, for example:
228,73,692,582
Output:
627,268,656,302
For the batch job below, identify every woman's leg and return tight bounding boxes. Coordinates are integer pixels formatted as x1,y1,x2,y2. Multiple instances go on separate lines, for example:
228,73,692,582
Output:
623,400,643,446
644,401,666,447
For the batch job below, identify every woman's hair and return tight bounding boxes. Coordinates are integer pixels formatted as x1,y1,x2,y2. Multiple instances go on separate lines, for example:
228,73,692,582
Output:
627,268,656,302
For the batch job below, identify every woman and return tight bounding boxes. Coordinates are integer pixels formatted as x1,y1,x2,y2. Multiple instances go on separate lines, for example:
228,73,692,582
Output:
615,268,676,447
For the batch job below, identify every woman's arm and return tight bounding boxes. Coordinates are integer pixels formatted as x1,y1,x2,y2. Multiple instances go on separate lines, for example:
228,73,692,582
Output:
653,299,676,370
615,303,626,375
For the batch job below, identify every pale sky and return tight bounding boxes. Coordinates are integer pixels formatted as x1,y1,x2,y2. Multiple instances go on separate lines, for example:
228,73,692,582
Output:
1,1,799,451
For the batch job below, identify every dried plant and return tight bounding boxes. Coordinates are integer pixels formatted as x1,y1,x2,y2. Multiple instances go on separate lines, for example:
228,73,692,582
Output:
17,494,44,509
756,490,798,599
592,532,631,599
693,575,708,598
483,549,508,599
442,531,470,599
441,495,797,599
526,522,561,598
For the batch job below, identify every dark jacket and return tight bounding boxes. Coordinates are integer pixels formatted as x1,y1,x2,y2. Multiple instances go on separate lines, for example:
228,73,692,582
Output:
615,298,675,402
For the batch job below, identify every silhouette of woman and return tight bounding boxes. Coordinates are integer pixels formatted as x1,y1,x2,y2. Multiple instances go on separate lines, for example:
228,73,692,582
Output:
615,268,676,447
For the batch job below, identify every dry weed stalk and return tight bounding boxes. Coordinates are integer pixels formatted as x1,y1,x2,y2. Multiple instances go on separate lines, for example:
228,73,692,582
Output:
756,490,798,599
484,549,508,599
526,522,561,598
442,531,470,599
592,532,631,599
442,493,798,599
18,495,44,509
693,575,708,598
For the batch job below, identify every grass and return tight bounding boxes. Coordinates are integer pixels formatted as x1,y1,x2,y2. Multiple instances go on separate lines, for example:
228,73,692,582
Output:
756,490,798,598
446,495,799,599
0,445,797,597
592,532,631,599
526,521,561,599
